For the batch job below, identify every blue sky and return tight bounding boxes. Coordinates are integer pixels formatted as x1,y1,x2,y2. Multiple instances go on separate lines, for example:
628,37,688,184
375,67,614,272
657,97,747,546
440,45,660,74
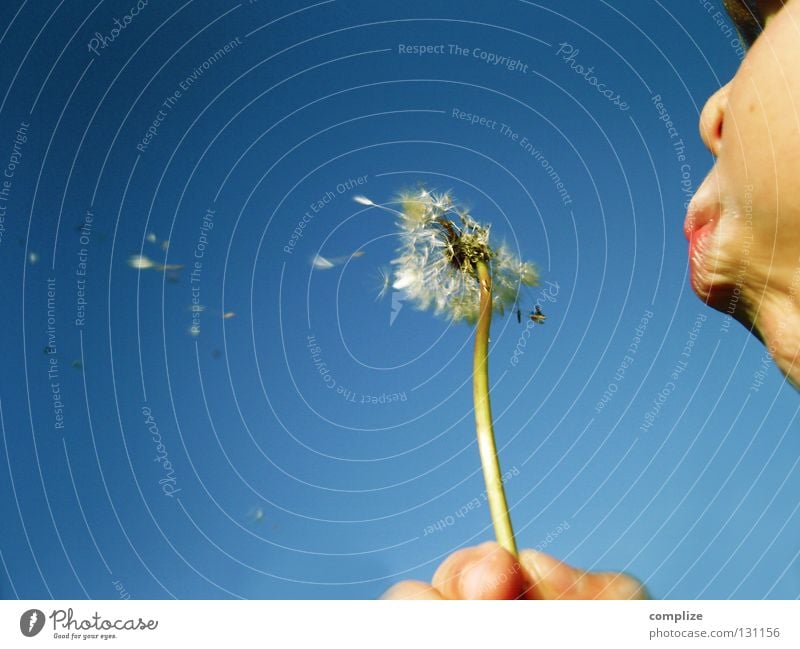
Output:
1,0,798,600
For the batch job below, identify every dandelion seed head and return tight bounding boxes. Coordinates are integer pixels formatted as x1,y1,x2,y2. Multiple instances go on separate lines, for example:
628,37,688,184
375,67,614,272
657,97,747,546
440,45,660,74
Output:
379,189,538,323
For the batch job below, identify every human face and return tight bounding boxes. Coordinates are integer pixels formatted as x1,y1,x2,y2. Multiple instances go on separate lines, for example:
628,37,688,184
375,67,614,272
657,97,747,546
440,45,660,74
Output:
687,0,800,385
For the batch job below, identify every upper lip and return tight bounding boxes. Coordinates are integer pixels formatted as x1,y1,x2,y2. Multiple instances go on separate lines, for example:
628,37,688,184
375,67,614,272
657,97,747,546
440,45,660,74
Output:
684,178,720,241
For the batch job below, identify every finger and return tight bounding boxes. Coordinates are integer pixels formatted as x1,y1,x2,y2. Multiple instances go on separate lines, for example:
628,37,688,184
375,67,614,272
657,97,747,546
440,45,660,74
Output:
432,542,525,600
518,549,649,600
380,580,445,600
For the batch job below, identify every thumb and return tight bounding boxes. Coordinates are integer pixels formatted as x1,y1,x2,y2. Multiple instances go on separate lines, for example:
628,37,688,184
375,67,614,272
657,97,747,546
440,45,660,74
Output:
519,549,648,600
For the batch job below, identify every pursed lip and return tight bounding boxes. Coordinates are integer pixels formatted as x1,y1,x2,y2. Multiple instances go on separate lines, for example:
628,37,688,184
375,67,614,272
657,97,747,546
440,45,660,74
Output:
684,191,723,302
684,195,719,245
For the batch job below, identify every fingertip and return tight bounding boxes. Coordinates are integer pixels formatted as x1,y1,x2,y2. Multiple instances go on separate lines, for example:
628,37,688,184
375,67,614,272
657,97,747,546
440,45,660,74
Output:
432,546,481,599
434,542,524,600
605,571,650,600
518,549,648,600
518,549,570,599
379,580,444,600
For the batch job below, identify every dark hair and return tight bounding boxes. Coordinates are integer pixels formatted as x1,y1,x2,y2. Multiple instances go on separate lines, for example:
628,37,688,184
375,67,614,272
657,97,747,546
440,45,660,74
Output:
722,0,766,46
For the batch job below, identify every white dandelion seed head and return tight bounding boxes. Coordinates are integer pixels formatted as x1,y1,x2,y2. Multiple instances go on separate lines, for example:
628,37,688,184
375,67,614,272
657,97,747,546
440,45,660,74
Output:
381,189,538,323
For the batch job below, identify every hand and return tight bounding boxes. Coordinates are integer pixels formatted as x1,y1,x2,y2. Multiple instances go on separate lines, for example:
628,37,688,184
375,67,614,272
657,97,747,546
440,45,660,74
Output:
381,541,648,600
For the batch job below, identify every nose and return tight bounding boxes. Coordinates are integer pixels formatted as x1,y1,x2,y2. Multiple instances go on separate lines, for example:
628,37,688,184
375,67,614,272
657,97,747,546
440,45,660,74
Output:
698,82,731,157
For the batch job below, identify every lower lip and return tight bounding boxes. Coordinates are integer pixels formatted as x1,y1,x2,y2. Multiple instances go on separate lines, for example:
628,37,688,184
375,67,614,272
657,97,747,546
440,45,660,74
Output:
687,219,715,254
687,219,716,285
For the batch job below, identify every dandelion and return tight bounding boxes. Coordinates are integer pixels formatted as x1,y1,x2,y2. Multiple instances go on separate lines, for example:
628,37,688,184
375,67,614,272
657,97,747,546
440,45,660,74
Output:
359,188,539,556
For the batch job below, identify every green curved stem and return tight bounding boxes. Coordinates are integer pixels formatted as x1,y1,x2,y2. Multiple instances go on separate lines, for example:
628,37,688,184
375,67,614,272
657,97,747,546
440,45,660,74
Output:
473,260,517,557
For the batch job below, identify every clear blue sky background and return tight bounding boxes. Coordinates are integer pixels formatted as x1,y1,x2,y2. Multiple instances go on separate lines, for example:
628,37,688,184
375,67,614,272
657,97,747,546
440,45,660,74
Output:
1,0,798,600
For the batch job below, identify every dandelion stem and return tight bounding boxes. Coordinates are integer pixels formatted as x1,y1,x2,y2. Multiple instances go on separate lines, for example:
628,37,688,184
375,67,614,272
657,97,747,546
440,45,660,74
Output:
473,259,517,557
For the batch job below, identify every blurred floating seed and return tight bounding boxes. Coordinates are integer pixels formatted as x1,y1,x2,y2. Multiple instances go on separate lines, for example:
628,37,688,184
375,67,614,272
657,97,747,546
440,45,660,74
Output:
247,506,265,524
222,311,236,319
159,262,184,271
128,254,184,272
375,266,392,301
146,232,157,243
311,250,364,270
128,254,156,269
28,251,39,264
311,254,334,270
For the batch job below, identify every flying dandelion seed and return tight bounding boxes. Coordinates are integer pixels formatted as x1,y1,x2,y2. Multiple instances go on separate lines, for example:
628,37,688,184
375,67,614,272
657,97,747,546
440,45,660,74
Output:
222,311,236,319
311,254,335,270
128,254,156,269
161,240,169,251
128,254,184,272
374,266,392,301
352,195,374,206
28,252,39,265
311,250,364,270
146,232,157,243
248,507,265,523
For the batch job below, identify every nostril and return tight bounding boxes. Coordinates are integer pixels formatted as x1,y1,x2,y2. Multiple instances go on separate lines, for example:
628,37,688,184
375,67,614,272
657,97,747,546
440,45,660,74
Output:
700,81,731,157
